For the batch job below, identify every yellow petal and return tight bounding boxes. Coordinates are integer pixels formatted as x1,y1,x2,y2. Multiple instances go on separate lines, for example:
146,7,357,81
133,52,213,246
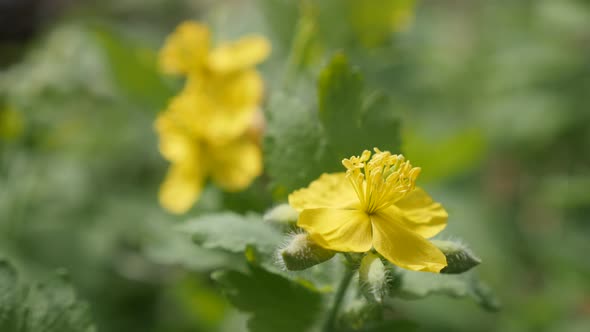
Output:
159,21,210,75
371,212,447,273
167,85,245,145
209,139,262,191
210,69,264,108
155,111,195,162
298,208,372,252
381,188,447,239
163,89,207,138
288,173,359,212
159,161,204,214
208,35,271,73
181,74,260,144
198,100,257,145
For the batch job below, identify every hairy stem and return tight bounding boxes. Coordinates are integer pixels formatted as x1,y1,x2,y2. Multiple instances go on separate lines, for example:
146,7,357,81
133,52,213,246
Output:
323,265,355,332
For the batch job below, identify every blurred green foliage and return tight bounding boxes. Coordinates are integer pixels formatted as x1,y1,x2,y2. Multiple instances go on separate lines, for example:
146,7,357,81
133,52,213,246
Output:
0,260,95,331
1,0,589,331
213,264,322,332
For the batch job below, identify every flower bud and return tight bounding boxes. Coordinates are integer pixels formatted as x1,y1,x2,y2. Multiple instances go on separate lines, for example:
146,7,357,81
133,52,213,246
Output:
278,233,335,271
432,240,481,274
359,252,389,303
263,204,299,226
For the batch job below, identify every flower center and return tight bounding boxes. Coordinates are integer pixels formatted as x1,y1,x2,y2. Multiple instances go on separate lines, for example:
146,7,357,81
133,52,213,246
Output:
342,148,421,214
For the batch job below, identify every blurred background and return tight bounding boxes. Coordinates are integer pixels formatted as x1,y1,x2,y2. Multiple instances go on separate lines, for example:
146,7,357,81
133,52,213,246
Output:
1,0,589,331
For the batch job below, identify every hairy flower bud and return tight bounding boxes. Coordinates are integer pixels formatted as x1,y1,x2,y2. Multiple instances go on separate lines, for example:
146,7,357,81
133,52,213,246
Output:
278,233,335,271
432,240,481,274
359,252,389,303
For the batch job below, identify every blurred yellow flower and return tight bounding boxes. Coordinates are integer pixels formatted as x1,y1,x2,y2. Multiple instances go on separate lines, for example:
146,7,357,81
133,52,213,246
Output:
289,148,448,272
160,21,270,76
155,99,262,214
0,105,24,141
155,21,269,214
159,21,270,143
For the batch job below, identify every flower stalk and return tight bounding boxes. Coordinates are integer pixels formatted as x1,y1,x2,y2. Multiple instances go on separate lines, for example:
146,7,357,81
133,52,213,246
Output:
323,264,355,332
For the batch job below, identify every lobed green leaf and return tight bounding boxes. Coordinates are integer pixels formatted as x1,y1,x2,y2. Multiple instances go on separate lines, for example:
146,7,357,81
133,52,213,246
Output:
212,263,322,332
179,212,283,255
264,92,332,196
265,55,401,195
92,26,174,109
391,269,500,312
0,260,96,332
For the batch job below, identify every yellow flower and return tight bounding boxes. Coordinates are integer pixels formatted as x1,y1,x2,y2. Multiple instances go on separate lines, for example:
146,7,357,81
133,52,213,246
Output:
289,148,448,272
155,21,269,214
155,101,262,214
159,21,270,144
160,21,270,76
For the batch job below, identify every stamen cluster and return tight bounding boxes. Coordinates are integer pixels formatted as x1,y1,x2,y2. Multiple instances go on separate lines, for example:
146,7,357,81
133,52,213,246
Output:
342,148,421,214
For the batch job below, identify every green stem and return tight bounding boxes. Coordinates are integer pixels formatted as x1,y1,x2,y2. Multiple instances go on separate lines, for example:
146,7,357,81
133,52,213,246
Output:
323,265,355,332
282,0,318,90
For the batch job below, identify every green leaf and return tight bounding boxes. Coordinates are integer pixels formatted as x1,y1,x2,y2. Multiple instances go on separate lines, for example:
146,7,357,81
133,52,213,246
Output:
175,212,339,290
0,260,96,332
143,219,239,272
264,92,332,196
245,243,343,293
319,56,401,158
265,55,401,195
179,212,283,255
392,269,501,312
358,320,418,332
92,26,174,109
360,92,402,150
212,264,322,332
319,53,402,160
0,261,19,329
318,53,364,154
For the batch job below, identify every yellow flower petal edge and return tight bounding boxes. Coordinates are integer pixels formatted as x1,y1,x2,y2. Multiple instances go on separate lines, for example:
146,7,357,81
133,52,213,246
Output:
288,173,359,212
392,187,448,238
210,139,263,191
371,211,446,273
159,160,204,214
159,21,210,75
155,110,195,163
159,21,271,77
377,204,447,240
291,148,448,273
208,35,271,73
